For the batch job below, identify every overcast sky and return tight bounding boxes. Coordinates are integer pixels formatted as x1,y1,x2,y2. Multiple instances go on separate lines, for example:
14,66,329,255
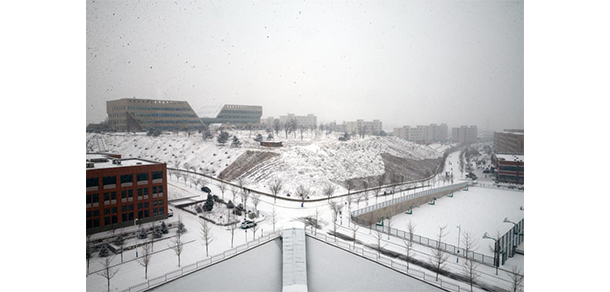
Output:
87,0,523,132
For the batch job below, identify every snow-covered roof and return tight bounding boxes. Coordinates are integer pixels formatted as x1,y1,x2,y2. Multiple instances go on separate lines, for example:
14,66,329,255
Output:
86,154,161,170
494,153,524,162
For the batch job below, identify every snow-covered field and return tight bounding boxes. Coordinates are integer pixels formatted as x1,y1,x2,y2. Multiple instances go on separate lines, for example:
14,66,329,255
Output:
390,187,524,254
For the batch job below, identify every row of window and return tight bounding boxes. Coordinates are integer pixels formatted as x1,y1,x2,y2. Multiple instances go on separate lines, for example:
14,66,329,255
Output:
499,165,525,172
133,112,198,118
86,171,163,188
146,119,202,124
86,202,164,218
86,207,165,229
86,186,164,205
127,106,191,111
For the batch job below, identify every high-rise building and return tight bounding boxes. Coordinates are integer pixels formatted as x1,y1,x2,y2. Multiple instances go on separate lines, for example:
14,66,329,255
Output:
493,130,524,154
106,98,204,132
393,124,448,142
451,125,478,143
86,153,168,234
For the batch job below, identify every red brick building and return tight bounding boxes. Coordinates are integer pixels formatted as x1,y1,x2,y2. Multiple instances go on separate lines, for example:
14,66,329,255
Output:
491,153,524,184
86,153,168,234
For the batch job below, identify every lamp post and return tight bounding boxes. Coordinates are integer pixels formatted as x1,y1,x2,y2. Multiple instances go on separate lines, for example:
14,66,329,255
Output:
483,232,499,275
504,217,521,256
456,225,461,263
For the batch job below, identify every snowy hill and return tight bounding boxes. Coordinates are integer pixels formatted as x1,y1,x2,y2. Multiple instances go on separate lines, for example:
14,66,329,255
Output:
86,131,450,197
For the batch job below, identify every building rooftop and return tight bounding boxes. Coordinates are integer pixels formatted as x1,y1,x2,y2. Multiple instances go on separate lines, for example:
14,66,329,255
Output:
86,154,162,170
494,153,524,162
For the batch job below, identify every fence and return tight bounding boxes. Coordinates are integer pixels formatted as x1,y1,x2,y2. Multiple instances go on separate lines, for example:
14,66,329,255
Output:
351,182,470,218
350,184,524,268
306,229,466,292
119,231,282,292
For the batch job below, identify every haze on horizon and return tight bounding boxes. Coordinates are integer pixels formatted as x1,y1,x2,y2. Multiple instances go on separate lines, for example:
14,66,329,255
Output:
86,0,524,133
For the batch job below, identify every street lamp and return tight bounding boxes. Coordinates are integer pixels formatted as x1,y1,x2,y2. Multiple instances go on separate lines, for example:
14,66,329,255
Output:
504,217,522,255
482,232,499,275
456,225,461,263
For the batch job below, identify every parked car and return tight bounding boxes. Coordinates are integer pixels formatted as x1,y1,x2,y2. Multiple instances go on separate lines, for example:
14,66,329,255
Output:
201,186,212,193
168,208,174,217
240,220,257,229
236,203,244,212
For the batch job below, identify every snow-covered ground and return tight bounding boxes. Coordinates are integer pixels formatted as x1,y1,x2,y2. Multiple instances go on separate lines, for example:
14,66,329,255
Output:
85,137,524,292
87,131,447,197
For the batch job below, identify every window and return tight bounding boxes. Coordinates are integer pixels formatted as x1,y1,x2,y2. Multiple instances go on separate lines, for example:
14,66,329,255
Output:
128,189,133,198
104,192,110,201
92,194,99,204
122,190,127,199
120,174,133,184
103,176,117,186
86,195,91,204
92,210,99,217
104,216,111,225
87,177,99,188
144,188,148,196
152,171,163,180
136,173,148,182
152,186,157,194
138,188,143,197
111,192,116,200
104,208,110,215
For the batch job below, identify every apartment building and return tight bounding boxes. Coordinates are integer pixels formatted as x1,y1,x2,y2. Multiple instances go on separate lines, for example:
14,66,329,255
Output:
345,119,383,135
279,113,317,129
494,130,524,155
107,98,204,132
86,153,168,234
393,124,448,142
451,125,478,143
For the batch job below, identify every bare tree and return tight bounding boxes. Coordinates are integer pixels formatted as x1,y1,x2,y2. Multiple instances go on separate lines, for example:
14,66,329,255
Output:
97,255,119,292
344,180,355,194
402,220,417,271
386,215,393,239
86,235,93,274
217,182,228,200
150,222,156,252
271,206,279,232
229,220,236,248
137,241,153,279
251,224,259,240
200,218,214,257
313,207,322,235
323,183,336,202
507,266,525,292
429,225,450,281
230,185,240,203
329,201,341,242
269,178,283,203
377,172,387,189
170,216,185,267
296,185,309,203
251,192,261,215
389,172,400,199
115,229,126,263
373,186,382,204
374,229,384,258
461,231,481,292
350,224,360,249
